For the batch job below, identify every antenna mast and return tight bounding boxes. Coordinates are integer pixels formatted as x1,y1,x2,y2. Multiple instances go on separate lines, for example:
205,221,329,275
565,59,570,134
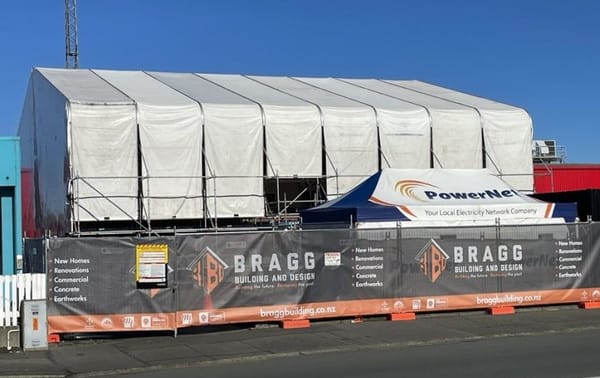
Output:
65,0,79,68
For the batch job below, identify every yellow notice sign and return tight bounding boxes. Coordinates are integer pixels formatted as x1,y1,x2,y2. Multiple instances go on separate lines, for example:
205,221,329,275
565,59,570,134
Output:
135,244,168,288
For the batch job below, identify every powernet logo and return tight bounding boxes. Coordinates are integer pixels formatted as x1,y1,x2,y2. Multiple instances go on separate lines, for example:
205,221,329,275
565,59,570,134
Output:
423,188,521,201
394,180,522,202
414,239,449,283
394,180,439,202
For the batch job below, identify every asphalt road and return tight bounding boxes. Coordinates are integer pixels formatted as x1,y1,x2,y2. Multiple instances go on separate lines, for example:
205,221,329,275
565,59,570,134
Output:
3,304,600,377
115,327,600,378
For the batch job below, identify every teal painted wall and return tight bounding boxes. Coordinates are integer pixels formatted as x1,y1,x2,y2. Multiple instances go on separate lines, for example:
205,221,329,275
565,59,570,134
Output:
0,137,22,274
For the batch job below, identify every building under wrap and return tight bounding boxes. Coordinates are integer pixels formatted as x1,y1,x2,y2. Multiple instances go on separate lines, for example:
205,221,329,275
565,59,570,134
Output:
17,68,534,235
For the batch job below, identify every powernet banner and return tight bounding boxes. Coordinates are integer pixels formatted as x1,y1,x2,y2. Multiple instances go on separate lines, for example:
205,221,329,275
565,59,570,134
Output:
46,223,600,334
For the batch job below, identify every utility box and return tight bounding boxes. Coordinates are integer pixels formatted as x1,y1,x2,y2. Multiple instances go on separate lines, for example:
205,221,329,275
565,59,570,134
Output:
21,299,48,351
0,137,22,274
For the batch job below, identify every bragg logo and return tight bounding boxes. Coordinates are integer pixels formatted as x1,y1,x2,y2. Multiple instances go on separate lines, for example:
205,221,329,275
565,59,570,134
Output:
394,180,438,202
415,239,449,283
101,317,113,329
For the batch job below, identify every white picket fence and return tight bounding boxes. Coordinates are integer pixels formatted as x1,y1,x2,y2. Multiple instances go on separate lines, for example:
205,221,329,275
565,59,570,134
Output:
0,274,47,327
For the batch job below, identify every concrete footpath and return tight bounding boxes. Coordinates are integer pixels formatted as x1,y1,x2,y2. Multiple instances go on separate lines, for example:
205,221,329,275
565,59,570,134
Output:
1,305,599,377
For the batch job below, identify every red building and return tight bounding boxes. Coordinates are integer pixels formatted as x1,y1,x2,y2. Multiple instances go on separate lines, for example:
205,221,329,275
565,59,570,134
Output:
21,168,39,237
532,164,600,222
533,164,600,193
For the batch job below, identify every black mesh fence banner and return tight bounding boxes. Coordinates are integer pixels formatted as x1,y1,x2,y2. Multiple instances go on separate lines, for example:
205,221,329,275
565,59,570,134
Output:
45,223,600,333
47,236,177,332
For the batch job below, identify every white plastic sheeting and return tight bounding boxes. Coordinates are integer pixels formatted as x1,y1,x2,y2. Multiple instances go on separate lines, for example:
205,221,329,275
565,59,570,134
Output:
199,74,322,178
16,78,36,196
18,69,138,232
345,79,483,170
389,80,533,191
250,76,378,198
93,70,203,220
18,70,68,232
69,103,138,221
147,72,264,218
296,78,431,170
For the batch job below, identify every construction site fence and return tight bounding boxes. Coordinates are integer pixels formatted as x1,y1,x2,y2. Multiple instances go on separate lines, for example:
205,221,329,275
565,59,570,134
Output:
39,221,600,334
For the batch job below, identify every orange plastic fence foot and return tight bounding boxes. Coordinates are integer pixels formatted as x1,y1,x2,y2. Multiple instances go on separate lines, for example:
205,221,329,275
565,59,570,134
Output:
280,319,310,329
487,306,515,315
579,301,600,310
48,333,60,343
388,312,416,321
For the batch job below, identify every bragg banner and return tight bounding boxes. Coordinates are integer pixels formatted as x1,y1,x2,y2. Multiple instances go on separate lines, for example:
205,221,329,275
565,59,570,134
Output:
47,237,177,333
47,223,600,334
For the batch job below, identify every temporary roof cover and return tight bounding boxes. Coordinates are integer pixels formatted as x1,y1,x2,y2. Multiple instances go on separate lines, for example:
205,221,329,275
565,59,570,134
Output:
18,67,534,234
300,169,576,228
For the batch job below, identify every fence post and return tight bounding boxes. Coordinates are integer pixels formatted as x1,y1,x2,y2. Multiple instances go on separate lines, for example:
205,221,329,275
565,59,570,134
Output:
10,275,18,326
0,276,5,327
32,273,44,299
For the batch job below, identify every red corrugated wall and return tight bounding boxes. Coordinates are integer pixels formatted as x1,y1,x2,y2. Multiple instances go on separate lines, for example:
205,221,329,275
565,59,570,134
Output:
20,168,39,237
534,164,600,193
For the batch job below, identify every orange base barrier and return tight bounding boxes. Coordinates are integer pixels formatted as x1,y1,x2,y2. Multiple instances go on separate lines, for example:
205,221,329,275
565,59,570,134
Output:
487,306,515,315
280,319,310,329
388,312,416,321
579,301,600,310
48,333,61,343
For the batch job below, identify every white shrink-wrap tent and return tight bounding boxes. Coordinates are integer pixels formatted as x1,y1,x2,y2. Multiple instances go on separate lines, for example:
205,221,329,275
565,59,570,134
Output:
343,79,483,170
386,80,533,191
17,67,534,235
93,70,204,221
146,72,264,218
249,75,378,199
18,68,138,231
296,77,431,170
198,74,322,179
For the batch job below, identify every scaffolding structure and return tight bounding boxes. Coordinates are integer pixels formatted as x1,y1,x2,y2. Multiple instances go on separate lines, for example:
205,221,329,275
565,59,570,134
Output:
68,173,332,236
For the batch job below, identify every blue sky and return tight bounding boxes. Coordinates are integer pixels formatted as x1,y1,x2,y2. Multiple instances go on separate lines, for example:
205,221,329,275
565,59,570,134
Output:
1,0,598,162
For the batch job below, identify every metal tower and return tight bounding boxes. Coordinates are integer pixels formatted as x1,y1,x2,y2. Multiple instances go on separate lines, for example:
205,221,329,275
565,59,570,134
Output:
65,0,79,68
